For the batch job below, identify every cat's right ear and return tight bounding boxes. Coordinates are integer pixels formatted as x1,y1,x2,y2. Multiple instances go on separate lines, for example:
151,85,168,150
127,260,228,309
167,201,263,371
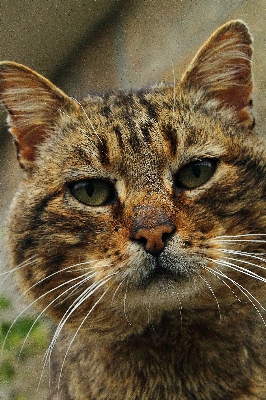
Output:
179,20,254,129
0,61,78,170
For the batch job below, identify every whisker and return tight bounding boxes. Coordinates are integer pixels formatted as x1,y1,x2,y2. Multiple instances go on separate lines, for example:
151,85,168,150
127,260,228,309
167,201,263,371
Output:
217,259,266,283
217,239,266,243
37,271,105,389
175,290,183,330
201,265,242,303
147,300,158,336
56,261,108,304
216,233,266,247
111,277,127,304
0,256,37,286
56,287,110,399
44,272,118,372
6,261,103,356
18,271,97,360
199,274,221,322
221,249,266,265
17,261,99,303
61,276,94,303
123,281,132,327
1,269,94,357
216,234,266,238
53,273,115,333
223,255,266,273
73,97,103,145
171,60,176,118
209,267,266,318
207,259,266,325
217,268,266,325
43,279,98,365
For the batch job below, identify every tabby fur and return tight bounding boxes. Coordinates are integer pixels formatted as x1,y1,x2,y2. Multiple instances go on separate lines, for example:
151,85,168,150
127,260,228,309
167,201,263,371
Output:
0,20,266,399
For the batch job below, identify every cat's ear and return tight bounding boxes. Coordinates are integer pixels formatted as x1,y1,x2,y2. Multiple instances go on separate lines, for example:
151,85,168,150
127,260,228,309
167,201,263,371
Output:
0,61,78,170
179,20,254,128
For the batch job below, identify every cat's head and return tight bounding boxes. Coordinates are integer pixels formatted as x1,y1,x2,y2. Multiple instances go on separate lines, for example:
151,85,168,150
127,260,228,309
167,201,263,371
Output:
1,20,266,338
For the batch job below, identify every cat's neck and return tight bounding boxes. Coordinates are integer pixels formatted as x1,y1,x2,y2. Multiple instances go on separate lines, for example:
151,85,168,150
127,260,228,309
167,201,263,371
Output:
50,304,265,399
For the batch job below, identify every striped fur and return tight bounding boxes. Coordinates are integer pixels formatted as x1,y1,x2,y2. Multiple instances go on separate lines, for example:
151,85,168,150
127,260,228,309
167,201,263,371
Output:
1,20,266,399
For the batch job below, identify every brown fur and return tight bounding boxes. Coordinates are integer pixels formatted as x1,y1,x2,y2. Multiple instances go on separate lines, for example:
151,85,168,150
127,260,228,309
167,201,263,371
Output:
1,20,266,399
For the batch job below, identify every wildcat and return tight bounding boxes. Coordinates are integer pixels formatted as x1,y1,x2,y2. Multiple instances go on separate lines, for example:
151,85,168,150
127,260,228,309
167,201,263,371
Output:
0,19,266,399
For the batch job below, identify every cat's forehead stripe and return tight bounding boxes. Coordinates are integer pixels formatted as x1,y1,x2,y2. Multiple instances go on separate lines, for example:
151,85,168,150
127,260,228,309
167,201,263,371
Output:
97,136,110,166
161,124,178,157
105,90,168,151
137,92,159,121
90,91,162,158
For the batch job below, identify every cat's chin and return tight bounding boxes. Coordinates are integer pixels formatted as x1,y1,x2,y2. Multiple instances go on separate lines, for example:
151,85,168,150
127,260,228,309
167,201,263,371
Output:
138,266,190,289
124,240,204,287
119,273,207,314
85,279,216,342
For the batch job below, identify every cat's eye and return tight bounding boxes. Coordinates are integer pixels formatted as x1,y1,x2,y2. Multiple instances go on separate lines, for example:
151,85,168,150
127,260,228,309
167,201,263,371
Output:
70,179,115,206
175,159,217,190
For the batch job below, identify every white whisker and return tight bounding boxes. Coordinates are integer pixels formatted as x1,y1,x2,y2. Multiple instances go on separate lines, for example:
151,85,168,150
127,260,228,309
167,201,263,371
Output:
217,239,266,243
216,233,266,245
221,249,266,265
217,268,266,325
17,261,99,302
217,259,266,283
72,97,103,145
201,265,242,303
199,274,221,322
147,300,158,336
223,255,266,273
175,291,183,329
0,256,37,282
44,272,117,374
56,281,113,398
38,271,108,389
207,259,266,326
1,269,95,357
18,271,97,360
217,234,266,238
123,281,132,327
171,60,176,118
111,277,127,304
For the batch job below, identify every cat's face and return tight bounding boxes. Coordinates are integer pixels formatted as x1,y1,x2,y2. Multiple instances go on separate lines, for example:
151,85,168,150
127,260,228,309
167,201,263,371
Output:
1,20,266,338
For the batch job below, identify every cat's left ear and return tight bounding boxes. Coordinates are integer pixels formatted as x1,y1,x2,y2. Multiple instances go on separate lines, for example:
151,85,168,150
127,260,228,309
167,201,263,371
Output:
179,20,254,129
0,61,78,170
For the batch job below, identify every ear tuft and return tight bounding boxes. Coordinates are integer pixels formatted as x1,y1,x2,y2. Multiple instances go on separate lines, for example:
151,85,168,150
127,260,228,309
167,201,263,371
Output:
0,62,78,170
180,20,254,128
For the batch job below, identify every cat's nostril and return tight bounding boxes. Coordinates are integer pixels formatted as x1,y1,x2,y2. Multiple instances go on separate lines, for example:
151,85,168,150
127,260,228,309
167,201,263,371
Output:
131,206,175,254
134,224,174,254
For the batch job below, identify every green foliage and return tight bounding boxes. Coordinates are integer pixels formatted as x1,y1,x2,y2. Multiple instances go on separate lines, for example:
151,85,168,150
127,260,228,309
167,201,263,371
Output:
0,295,11,310
1,317,39,347
0,295,49,397
0,360,15,382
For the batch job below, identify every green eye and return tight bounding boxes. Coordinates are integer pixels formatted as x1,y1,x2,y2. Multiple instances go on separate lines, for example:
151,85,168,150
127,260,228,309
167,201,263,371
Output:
70,180,115,206
176,159,217,189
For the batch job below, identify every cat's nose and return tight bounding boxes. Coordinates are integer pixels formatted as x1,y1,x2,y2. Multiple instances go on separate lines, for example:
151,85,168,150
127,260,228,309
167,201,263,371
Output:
133,224,174,254
131,206,175,254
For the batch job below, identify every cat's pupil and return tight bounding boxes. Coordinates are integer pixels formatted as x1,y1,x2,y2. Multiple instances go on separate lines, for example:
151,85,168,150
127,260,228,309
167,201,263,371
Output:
85,182,94,197
191,164,202,178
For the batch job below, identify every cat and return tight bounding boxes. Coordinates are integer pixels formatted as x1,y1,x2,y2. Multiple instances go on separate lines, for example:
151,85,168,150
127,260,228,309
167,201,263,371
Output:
0,19,266,399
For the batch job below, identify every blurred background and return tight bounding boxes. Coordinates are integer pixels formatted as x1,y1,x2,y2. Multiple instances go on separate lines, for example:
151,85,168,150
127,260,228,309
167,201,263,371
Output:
1,0,266,398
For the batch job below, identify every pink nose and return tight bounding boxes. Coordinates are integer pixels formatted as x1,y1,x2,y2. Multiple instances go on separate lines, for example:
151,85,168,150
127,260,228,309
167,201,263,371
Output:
133,224,174,254
131,206,175,254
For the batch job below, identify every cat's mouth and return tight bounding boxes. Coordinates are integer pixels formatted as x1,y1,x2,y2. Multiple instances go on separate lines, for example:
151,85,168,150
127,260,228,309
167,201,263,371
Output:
138,254,192,288
140,268,186,288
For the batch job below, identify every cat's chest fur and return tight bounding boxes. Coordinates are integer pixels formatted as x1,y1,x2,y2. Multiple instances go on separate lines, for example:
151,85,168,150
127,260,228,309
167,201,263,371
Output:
1,20,266,400
50,307,266,399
